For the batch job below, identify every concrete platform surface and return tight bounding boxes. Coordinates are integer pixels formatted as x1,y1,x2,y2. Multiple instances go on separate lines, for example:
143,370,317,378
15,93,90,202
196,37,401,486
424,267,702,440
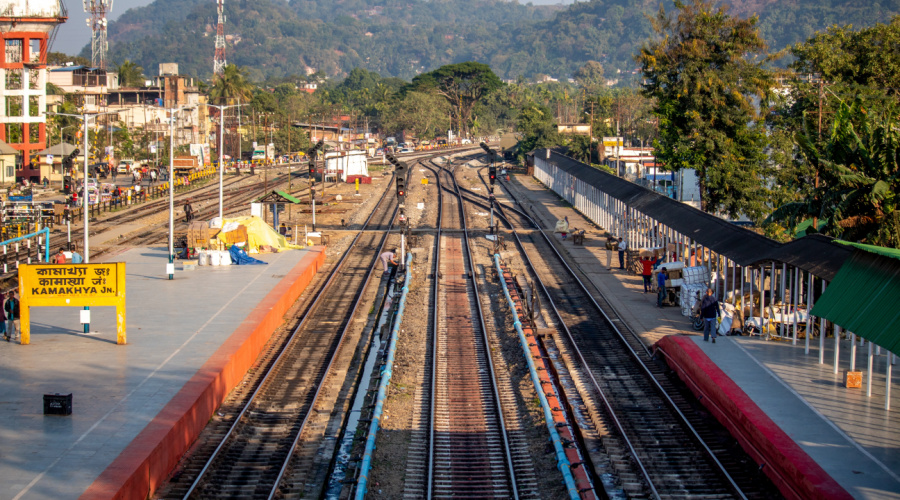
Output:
0,246,324,500
499,173,900,500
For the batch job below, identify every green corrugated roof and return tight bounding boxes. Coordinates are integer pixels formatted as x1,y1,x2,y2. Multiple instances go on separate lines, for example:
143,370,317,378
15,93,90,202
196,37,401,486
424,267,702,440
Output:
811,249,900,353
836,240,900,260
275,190,302,204
258,190,302,204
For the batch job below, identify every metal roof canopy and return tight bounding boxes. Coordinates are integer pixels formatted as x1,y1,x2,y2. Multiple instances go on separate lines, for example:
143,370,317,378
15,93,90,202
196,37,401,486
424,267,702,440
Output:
540,150,852,278
258,190,301,204
811,249,900,353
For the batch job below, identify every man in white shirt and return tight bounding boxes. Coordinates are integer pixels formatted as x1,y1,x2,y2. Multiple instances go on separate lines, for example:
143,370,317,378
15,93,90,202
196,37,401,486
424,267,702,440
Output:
617,237,627,270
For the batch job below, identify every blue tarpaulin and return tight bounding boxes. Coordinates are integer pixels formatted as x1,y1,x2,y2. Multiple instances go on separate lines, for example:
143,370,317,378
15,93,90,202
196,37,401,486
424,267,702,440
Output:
229,245,267,265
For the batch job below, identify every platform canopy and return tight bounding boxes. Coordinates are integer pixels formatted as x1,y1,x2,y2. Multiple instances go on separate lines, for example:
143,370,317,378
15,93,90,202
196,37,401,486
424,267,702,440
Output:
810,242,900,353
258,190,301,204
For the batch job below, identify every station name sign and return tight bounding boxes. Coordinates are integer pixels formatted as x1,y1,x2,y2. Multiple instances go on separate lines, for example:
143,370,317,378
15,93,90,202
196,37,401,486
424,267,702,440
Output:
24,264,119,297
19,263,127,345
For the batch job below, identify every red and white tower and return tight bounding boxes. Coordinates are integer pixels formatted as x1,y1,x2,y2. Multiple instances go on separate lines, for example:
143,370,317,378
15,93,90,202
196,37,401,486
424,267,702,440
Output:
0,0,67,179
84,0,112,69
213,0,226,76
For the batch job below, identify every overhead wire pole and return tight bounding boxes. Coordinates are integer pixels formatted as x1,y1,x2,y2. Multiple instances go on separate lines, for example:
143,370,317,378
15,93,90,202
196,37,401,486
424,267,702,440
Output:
167,105,196,280
47,110,117,333
207,102,247,221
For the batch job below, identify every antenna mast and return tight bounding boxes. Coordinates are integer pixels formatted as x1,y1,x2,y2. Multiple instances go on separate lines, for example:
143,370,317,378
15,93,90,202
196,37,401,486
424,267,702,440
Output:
84,0,112,69
214,0,226,76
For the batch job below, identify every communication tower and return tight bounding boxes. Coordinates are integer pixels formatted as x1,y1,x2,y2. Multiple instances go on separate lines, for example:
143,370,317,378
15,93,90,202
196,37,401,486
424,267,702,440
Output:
84,0,112,69
213,0,226,75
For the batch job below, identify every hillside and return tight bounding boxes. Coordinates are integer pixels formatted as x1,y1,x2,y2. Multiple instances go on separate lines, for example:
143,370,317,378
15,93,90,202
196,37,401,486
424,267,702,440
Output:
89,0,900,82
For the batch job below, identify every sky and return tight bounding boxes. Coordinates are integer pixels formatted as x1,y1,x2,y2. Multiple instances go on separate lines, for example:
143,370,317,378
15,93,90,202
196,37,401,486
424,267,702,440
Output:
52,0,154,55
51,0,574,56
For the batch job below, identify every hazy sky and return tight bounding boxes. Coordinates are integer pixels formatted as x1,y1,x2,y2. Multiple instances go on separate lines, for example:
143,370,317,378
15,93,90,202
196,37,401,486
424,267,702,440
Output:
53,0,156,56
52,0,574,57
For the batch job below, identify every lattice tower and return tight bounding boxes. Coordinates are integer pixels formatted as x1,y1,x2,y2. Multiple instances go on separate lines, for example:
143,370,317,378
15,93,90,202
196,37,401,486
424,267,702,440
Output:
84,0,112,69
214,0,226,76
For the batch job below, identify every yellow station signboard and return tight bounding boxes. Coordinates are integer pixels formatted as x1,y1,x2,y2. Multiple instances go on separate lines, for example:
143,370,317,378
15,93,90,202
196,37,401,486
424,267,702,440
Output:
18,263,127,345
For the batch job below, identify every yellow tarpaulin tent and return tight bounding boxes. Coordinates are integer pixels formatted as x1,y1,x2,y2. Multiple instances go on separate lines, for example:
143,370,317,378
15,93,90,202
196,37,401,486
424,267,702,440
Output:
215,215,304,253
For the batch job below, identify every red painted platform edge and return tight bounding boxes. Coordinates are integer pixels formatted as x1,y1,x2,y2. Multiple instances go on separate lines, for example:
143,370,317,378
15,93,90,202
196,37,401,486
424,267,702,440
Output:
654,335,851,500
79,247,326,500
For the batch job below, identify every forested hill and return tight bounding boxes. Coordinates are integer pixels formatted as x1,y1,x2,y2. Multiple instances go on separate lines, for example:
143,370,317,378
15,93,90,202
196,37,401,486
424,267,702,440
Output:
90,0,900,82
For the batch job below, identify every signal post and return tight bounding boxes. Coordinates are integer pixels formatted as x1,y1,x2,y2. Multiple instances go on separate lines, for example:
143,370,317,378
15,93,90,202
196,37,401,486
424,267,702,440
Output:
481,142,498,234
385,153,408,268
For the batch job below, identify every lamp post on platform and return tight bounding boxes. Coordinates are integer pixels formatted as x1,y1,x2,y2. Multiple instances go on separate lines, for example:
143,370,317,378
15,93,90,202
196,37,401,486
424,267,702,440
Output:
167,105,196,280
47,110,118,333
206,102,248,221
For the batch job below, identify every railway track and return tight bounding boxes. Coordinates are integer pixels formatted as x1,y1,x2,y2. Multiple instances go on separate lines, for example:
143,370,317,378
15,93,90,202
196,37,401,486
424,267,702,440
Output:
151,171,397,499
436,157,781,499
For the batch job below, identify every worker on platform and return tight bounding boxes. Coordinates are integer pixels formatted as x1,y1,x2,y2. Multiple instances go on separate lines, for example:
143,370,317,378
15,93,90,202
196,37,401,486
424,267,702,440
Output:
5,291,20,342
657,267,669,308
379,248,398,273
617,237,628,270
700,288,721,343
605,233,617,271
640,255,654,293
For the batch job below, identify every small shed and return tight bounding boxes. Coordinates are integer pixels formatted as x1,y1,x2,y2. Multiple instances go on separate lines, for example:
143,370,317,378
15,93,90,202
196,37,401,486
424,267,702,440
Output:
257,190,302,229
325,150,369,182
0,140,18,184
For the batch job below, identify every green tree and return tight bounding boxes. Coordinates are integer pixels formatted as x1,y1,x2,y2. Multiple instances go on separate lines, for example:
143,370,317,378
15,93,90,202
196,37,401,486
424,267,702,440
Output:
637,0,773,220
409,62,503,138
382,91,450,139
574,61,605,91
768,99,900,247
209,64,254,105
115,60,145,87
516,101,558,161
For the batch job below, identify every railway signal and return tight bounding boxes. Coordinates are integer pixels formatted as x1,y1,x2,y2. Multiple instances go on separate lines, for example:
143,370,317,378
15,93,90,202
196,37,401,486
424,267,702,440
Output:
395,162,407,202
488,166,497,185
307,139,324,231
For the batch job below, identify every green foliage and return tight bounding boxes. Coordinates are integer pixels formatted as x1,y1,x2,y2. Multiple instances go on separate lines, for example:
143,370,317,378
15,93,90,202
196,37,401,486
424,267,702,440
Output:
116,60,145,88
516,102,559,161
638,0,773,221
767,99,900,247
409,62,503,137
381,91,450,138
209,64,254,104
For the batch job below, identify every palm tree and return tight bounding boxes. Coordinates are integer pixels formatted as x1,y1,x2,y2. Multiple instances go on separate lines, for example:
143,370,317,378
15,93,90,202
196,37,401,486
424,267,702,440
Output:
115,60,144,88
768,98,900,247
209,64,254,105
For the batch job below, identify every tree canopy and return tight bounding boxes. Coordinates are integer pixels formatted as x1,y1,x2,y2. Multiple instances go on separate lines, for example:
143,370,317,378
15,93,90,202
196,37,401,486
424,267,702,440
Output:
638,0,773,220
409,62,503,138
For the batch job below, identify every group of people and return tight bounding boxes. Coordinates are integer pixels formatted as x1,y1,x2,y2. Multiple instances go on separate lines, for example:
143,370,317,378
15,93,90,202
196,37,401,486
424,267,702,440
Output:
1,290,20,343
604,234,628,270
54,247,83,264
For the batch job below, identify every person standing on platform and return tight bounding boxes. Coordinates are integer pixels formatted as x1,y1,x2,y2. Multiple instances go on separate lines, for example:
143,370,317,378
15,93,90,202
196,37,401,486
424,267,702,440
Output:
70,248,83,264
5,291,20,342
380,248,398,273
700,288,721,342
617,237,628,270
605,234,617,270
657,267,668,308
640,255,654,293
55,248,67,264
0,292,6,341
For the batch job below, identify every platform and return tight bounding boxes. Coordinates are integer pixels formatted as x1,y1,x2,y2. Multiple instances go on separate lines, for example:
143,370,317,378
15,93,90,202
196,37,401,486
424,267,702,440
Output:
496,171,900,500
0,246,325,500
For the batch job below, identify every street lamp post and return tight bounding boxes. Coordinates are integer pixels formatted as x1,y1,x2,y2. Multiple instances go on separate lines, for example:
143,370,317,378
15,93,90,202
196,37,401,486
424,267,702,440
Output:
47,110,118,333
167,105,197,280
206,102,248,221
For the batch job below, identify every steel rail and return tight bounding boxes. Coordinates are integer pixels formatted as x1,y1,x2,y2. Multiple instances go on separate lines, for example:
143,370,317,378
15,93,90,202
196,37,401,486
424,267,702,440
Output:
474,165,748,500
182,172,397,499
425,159,519,499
